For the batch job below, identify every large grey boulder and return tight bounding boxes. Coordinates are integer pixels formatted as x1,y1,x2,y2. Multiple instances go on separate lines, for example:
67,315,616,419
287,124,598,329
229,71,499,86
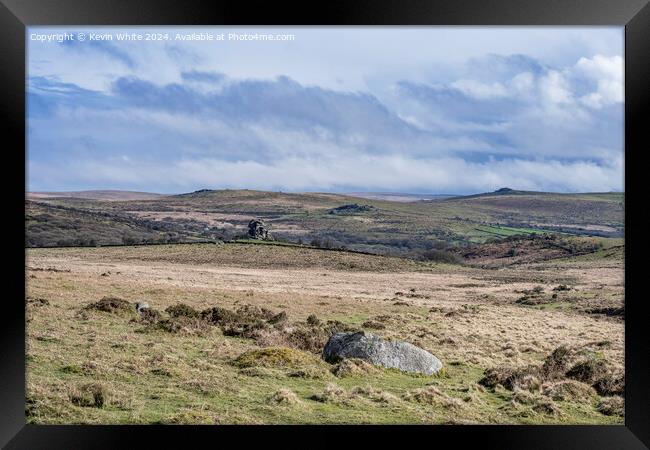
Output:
322,331,443,375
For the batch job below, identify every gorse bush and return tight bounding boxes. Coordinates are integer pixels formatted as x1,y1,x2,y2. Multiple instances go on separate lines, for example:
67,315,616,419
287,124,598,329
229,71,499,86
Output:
165,303,200,318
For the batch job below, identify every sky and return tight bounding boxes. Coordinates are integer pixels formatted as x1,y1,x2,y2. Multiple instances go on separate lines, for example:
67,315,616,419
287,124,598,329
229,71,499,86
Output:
27,27,624,195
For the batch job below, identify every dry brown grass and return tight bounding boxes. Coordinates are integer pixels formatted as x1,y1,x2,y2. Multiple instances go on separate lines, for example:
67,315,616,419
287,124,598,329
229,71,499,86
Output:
268,388,301,406
597,396,624,417
68,382,108,408
25,243,624,424
403,385,465,410
233,347,321,369
331,358,379,378
310,383,348,404
542,380,597,402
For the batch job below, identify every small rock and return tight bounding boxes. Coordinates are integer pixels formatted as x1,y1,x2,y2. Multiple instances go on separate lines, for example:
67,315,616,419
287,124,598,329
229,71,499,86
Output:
135,301,150,313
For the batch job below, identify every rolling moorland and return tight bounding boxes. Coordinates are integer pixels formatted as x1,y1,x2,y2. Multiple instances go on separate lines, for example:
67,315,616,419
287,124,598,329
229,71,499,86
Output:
25,188,625,424
26,188,624,256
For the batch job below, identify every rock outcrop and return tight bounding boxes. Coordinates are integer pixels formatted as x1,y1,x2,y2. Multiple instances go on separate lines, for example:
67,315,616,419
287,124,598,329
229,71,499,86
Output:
248,218,271,240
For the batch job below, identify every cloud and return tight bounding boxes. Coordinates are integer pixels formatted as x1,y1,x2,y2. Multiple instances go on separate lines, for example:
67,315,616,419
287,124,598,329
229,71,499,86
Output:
538,70,573,104
396,52,623,161
29,153,623,194
573,55,624,109
450,79,509,99
26,29,624,194
461,54,546,82
180,70,225,83
59,39,136,68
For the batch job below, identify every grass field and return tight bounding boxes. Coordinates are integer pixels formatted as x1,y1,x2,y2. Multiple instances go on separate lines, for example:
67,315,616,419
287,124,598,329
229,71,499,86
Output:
26,242,624,424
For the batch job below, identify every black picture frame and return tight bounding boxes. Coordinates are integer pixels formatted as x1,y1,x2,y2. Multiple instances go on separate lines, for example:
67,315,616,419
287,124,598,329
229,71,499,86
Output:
2,0,648,448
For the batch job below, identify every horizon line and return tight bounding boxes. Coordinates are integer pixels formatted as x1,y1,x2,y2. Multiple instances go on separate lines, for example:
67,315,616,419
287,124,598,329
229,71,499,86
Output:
26,187,626,196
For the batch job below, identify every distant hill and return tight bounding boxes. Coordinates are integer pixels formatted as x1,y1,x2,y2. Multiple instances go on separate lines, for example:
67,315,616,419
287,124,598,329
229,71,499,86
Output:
444,187,624,201
25,201,190,247
28,190,165,201
25,187,625,252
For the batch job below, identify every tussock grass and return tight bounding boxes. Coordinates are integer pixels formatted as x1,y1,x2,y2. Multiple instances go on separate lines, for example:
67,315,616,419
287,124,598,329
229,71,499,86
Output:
331,358,379,378
542,380,596,402
268,388,301,406
403,385,465,410
68,383,108,408
310,383,348,404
